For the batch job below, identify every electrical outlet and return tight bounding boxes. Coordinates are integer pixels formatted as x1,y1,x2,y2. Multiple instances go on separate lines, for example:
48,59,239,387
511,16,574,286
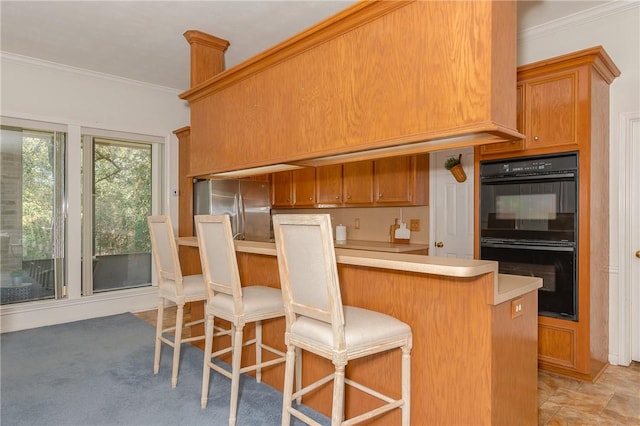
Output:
410,219,420,232
511,297,524,319
354,218,360,229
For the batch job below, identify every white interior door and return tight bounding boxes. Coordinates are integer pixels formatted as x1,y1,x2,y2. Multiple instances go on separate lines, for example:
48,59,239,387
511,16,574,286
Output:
430,148,474,259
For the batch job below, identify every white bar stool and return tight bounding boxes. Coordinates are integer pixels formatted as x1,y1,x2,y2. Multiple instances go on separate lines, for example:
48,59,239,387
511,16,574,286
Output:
273,213,412,426
195,214,286,426
147,215,207,388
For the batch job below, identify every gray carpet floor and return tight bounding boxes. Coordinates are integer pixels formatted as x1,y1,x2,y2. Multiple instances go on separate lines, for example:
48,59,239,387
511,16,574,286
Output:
0,313,328,426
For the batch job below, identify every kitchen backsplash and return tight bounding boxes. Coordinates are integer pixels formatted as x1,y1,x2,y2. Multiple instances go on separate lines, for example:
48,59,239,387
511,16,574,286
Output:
271,206,429,244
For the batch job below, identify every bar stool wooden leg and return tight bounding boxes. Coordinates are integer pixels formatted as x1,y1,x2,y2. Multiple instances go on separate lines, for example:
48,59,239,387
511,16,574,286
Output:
281,344,297,426
402,346,411,426
229,326,244,426
153,299,164,375
171,304,184,388
255,321,262,383
201,314,215,409
331,364,346,426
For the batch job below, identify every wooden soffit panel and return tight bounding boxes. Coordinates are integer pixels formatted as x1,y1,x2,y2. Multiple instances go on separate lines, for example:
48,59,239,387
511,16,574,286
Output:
181,0,521,176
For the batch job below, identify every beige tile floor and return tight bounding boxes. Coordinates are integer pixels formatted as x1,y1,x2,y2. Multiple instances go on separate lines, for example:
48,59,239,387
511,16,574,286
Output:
538,362,640,425
135,307,640,425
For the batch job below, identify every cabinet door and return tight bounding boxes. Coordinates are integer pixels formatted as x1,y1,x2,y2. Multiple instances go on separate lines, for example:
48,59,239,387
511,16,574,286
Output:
479,85,525,156
272,171,292,207
292,168,316,207
525,70,579,150
374,156,413,204
316,164,343,205
343,161,373,205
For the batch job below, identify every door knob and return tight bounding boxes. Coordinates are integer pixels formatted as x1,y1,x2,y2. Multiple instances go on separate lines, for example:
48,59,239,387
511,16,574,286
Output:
636,250,640,259
436,241,444,248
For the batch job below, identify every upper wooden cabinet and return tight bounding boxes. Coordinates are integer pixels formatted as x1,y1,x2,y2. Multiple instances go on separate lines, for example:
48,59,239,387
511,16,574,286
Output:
306,161,374,206
374,156,422,205
275,154,428,208
343,161,374,205
272,168,316,208
479,46,620,161
522,69,579,150
293,168,316,207
180,1,519,177
315,164,343,205
272,171,293,207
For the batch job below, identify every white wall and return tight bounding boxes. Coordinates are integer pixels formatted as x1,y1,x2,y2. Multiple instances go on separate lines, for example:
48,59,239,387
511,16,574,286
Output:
517,2,640,364
0,53,190,331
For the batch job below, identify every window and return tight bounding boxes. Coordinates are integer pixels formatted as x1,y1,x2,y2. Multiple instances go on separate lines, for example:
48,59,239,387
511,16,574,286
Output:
82,135,160,295
0,125,65,304
1,119,164,305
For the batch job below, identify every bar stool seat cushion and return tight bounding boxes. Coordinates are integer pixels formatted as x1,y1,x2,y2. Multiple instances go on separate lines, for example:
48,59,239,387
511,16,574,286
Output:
291,306,411,354
207,285,285,319
158,274,206,301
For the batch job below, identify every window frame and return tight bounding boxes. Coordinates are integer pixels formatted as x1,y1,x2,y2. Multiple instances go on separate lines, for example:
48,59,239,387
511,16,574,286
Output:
80,130,164,296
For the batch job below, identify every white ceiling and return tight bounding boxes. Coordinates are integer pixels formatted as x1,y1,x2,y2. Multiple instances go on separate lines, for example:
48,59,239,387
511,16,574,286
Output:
0,1,612,92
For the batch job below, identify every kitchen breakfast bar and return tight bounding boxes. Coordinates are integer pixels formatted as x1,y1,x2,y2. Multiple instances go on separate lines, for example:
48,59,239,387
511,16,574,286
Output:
178,237,542,425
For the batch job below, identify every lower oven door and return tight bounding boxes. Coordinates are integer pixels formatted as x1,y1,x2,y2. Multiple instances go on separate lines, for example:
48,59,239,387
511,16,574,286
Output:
480,242,577,320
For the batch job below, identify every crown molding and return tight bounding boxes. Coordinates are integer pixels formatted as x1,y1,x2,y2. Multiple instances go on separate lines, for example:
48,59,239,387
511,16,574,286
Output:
0,51,182,95
518,1,639,41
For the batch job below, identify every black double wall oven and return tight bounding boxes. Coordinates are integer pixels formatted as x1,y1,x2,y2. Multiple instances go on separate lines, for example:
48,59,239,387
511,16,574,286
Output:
479,152,579,320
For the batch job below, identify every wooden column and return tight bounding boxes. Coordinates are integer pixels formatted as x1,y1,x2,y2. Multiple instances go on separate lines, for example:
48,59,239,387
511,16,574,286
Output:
183,30,230,87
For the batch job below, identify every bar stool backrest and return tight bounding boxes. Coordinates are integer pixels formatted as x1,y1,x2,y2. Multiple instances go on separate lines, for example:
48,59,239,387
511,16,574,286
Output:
273,213,346,350
147,215,184,297
195,214,244,314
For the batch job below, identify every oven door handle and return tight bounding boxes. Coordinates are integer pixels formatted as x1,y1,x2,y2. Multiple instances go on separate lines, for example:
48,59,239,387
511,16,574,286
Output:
481,172,576,183
481,242,575,252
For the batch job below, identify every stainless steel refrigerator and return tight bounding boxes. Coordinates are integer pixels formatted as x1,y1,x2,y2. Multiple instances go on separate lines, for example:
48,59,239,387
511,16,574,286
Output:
193,179,272,241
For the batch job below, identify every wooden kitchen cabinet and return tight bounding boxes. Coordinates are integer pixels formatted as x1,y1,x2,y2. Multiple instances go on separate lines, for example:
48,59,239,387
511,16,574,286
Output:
285,155,429,208
272,168,316,207
374,156,411,204
474,47,620,381
315,164,343,205
271,171,293,207
479,47,618,162
374,155,429,205
342,161,374,205
292,167,316,207
521,69,580,151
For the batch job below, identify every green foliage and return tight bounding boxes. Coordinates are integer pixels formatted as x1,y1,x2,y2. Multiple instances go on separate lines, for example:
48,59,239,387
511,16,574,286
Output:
22,135,54,261
20,135,152,261
93,141,152,256
444,154,462,170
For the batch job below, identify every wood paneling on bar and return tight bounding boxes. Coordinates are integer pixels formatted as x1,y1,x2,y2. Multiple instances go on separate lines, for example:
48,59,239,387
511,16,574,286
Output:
183,248,538,425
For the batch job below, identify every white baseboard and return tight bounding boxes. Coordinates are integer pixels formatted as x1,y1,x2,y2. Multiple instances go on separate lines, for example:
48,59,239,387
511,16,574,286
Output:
0,287,158,333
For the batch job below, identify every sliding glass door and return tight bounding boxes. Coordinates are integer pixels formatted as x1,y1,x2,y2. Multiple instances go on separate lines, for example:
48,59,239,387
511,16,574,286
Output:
0,126,65,304
81,136,154,294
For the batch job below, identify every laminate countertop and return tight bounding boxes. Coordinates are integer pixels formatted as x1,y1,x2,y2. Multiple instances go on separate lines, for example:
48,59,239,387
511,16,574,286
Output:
178,237,541,306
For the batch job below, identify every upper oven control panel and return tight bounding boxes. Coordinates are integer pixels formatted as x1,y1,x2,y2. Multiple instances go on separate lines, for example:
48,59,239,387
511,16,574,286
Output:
480,152,578,178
